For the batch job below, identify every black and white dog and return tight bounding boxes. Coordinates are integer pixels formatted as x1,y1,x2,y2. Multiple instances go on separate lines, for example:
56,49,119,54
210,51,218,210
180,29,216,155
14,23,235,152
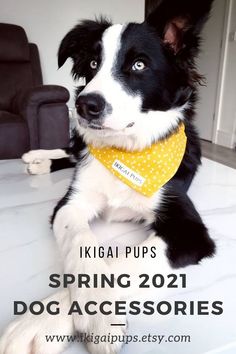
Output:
1,1,215,353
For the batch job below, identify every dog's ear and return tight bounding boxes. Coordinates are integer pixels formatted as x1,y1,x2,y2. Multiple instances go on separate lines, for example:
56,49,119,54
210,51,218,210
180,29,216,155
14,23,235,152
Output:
145,0,214,56
58,18,111,69
58,29,78,68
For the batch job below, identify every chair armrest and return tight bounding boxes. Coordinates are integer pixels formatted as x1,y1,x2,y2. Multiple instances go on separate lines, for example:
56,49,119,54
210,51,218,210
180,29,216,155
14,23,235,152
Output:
12,85,70,150
12,85,70,113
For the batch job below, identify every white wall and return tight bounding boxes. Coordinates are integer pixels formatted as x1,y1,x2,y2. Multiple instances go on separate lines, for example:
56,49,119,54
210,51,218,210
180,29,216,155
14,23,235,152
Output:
195,0,226,142
0,0,144,106
215,0,236,148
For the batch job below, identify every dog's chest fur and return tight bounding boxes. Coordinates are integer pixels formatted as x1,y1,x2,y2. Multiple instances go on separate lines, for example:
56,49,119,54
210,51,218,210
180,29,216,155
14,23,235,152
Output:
72,153,163,222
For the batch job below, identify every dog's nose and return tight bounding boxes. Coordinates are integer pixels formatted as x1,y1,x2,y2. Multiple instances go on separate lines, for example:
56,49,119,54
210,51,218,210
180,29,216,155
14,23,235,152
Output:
76,94,105,121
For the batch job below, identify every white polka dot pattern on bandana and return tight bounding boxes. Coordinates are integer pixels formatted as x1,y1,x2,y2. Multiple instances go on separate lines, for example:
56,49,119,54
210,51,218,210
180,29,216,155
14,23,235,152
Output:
89,124,187,197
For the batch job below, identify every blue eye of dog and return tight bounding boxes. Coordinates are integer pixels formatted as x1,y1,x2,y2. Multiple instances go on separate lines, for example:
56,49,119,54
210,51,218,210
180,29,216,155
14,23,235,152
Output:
90,60,98,70
132,60,146,71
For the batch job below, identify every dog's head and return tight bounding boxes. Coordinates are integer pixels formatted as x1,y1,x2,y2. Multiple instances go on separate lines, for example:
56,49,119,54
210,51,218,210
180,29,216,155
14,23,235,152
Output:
58,0,213,149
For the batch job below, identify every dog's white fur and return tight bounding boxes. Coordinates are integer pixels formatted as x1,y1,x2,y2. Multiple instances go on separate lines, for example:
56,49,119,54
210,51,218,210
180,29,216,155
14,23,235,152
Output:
1,24,184,354
1,150,170,354
0,236,171,354
22,149,68,175
22,149,68,163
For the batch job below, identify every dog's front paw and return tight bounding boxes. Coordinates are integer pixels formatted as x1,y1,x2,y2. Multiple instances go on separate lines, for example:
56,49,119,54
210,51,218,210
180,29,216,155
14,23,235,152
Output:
167,221,216,268
86,322,126,354
73,289,127,354
22,150,47,164
22,150,52,175
25,159,52,175
0,290,73,354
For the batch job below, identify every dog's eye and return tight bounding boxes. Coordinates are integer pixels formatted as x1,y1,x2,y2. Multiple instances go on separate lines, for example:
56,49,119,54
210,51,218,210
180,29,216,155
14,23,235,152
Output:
90,60,98,70
132,60,146,72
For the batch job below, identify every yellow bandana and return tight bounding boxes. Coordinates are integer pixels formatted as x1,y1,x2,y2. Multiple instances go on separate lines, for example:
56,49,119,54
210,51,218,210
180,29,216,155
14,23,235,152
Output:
89,124,187,197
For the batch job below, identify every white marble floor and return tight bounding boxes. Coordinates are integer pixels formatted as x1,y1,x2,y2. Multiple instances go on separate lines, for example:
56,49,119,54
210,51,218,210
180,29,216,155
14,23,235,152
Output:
0,158,236,354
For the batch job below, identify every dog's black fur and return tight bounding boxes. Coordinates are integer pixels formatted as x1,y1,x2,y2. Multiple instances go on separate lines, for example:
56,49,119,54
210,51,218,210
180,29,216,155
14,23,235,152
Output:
49,0,215,268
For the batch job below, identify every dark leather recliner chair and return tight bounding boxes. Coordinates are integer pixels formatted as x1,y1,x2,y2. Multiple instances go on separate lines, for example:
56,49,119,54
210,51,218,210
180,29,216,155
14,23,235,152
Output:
0,23,70,159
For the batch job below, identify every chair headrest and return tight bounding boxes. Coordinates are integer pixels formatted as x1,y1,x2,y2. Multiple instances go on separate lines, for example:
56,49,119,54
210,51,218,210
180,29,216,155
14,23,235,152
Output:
0,23,30,62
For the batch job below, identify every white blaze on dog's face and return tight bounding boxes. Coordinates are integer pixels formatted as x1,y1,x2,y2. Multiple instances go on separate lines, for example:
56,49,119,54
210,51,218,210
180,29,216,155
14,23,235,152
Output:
80,24,143,132
58,12,203,149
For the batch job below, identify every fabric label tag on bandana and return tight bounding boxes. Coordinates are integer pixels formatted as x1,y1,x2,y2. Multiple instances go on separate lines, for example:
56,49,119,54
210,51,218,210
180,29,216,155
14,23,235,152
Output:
89,123,187,197
112,159,146,187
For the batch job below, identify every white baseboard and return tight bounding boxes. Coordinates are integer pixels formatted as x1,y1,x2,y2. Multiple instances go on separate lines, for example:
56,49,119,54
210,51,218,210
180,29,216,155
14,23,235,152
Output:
215,129,235,148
